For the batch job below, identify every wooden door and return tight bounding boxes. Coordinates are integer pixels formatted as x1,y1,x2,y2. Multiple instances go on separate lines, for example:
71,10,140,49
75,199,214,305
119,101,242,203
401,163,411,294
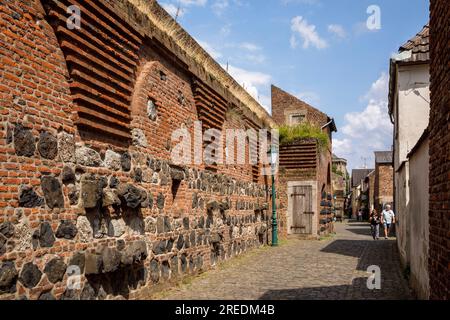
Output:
290,186,313,234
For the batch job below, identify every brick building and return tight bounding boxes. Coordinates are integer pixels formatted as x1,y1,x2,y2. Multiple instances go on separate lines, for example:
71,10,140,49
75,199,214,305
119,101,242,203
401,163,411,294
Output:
373,151,394,213
428,0,450,300
272,85,337,238
0,0,278,300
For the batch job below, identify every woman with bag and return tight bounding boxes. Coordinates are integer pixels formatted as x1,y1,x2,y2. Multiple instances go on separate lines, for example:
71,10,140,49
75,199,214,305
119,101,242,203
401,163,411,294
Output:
369,209,381,240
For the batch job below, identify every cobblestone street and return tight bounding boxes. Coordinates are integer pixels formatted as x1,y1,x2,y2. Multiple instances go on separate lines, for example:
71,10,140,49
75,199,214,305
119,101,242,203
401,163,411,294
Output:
161,221,413,300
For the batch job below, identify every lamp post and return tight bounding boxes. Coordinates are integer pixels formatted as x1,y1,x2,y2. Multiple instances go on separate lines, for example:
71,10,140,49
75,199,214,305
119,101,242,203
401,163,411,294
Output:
268,145,279,247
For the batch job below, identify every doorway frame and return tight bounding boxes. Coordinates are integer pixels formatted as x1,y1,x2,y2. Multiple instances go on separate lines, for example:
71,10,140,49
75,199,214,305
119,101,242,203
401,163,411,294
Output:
287,181,318,236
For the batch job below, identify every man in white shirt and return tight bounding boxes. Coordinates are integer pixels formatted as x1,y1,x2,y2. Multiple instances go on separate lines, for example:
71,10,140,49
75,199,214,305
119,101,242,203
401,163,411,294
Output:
381,205,396,239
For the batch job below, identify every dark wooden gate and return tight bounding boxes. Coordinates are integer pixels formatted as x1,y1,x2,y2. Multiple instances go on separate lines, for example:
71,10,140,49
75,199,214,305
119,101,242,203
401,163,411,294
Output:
290,186,313,234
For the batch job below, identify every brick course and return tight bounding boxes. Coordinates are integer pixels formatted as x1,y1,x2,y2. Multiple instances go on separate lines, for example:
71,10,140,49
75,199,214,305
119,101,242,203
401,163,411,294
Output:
429,0,450,300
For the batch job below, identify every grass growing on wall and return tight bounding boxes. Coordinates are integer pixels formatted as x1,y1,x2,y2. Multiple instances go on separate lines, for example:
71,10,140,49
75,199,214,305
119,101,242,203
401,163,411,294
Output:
278,123,329,150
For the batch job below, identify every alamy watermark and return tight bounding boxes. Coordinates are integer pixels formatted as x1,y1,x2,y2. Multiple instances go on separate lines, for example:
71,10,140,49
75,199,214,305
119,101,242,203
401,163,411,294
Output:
66,265,82,290
366,5,381,30
171,121,279,176
367,265,381,290
66,5,81,30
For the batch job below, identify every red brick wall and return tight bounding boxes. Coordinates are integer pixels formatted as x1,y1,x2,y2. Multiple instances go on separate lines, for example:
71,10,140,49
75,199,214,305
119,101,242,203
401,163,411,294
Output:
272,85,334,236
429,0,450,300
0,0,272,300
374,164,394,212
271,85,328,128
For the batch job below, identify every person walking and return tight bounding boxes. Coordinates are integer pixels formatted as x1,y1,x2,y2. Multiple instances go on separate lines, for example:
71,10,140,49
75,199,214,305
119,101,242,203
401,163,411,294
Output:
369,209,381,240
357,209,363,222
381,205,396,239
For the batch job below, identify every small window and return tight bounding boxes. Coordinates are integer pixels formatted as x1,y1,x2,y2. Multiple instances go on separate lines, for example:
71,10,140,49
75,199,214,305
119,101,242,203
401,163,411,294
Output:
290,114,305,125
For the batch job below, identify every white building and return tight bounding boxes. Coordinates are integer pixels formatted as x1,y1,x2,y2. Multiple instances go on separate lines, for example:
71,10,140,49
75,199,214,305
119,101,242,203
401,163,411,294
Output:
388,25,430,299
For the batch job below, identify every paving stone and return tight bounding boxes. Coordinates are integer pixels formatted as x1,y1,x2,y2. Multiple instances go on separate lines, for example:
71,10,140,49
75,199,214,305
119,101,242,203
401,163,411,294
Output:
161,222,413,300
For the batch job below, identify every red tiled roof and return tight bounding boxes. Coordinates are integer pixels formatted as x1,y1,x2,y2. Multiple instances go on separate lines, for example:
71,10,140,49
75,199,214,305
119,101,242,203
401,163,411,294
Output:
398,24,430,63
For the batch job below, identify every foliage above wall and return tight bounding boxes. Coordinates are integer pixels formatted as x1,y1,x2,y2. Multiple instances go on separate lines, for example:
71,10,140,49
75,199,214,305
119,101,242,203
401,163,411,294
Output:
278,123,329,150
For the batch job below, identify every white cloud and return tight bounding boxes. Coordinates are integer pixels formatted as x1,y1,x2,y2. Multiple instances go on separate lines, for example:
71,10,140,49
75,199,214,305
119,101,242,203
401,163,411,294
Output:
212,0,229,15
333,73,393,171
179,0,207,6
281,0,320,5
290,16,328,49
290,35,298,48
362,72,388,102
223,64,272,111
328,24,346,39
197,40,223,60
245,54,266,64
160,0,207,18
240,42,261,51
220,23,232,36
353,21,379,36
333,138,352,156
238,43,265,64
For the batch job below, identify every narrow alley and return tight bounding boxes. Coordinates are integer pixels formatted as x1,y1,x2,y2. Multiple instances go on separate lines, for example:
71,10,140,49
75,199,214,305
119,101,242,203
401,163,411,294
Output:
160,222,412,300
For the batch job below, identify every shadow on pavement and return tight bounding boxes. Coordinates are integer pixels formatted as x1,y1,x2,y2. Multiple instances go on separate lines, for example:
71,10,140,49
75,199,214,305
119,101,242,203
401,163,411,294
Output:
320,239,370,258
347,222,370,227
258,283,352,300
346,228,373,236
258,275,412,300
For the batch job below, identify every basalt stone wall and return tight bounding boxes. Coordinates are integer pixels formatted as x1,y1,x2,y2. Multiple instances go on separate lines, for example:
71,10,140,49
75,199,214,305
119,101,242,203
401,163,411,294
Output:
429,0,450,300
0,0,274,300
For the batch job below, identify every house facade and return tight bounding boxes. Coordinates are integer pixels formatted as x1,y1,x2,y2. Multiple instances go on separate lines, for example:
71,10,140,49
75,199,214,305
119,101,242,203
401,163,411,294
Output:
272,86,337,238
407,130,430,299
388,25,430,278
389,25,430,299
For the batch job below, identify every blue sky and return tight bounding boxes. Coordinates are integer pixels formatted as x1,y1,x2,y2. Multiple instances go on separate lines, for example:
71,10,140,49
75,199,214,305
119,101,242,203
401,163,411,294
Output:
158,0,429,171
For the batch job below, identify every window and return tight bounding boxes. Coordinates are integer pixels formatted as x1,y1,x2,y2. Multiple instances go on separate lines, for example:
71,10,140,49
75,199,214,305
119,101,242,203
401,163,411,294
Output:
289,113,306,125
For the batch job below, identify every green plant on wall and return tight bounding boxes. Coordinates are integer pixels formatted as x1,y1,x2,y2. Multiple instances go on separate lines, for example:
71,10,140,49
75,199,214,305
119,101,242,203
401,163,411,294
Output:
278,122,329,151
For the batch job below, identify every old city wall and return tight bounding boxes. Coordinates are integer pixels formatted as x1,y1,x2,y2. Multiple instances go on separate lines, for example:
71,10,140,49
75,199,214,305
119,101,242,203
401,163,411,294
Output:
0,0,277,300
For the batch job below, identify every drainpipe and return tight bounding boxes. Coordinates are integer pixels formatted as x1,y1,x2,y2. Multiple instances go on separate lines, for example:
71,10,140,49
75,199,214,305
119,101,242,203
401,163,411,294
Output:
321,120,333,130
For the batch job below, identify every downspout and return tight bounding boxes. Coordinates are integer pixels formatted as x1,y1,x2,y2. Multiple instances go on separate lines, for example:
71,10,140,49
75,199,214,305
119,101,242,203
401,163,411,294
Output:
389,58,398,213
321,120,333,130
